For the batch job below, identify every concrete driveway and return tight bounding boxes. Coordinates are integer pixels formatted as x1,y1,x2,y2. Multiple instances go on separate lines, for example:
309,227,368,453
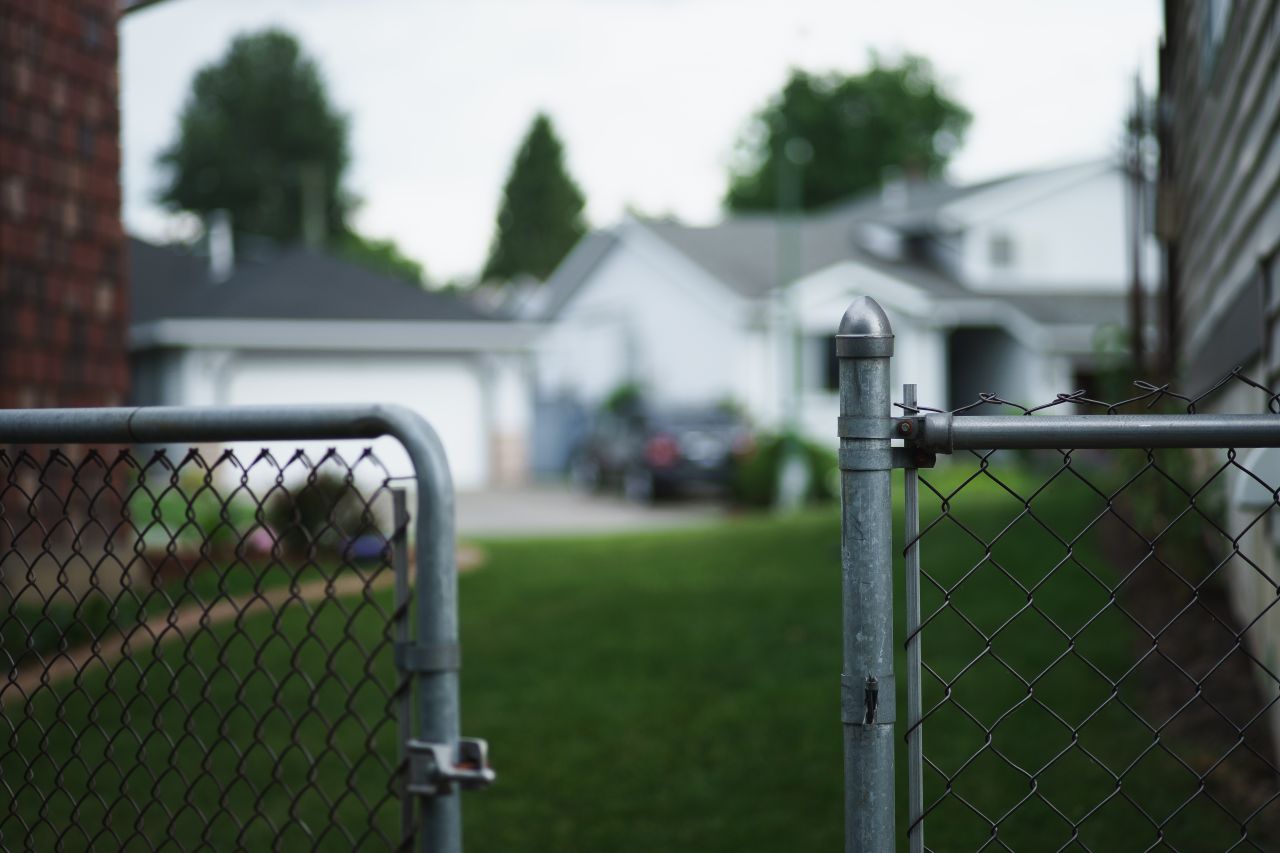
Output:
455,484,728,538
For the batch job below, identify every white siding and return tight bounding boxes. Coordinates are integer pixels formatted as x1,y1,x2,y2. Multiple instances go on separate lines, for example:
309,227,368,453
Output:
950,166,1138,293
157,349,492,491
790,260,949,441
536,228,746,410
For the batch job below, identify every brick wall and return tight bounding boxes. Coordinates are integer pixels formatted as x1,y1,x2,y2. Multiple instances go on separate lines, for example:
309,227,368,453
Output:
0,0,129,409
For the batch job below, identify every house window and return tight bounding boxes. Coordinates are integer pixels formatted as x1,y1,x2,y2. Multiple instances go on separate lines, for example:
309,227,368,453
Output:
989,232,1015,268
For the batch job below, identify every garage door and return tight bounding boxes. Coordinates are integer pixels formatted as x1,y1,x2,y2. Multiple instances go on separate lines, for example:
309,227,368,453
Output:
222,352,488,490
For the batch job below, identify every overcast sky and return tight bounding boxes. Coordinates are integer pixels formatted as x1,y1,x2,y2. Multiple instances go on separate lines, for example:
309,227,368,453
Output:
120,0,1162,281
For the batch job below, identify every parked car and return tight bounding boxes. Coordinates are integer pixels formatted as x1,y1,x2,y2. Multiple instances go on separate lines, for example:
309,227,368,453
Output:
569,404,753,502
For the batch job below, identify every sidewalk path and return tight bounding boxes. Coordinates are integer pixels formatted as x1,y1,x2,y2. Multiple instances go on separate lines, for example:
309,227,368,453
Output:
2,546,483,704
456,484,726,538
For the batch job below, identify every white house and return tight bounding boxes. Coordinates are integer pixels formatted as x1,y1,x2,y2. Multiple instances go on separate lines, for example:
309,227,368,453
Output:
528,160,1148,470
128,237,538,492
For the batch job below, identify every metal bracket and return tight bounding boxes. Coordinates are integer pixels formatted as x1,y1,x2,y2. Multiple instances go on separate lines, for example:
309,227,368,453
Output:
892,416,924,440
835,335,895,358
919,412,954,453
841,673,896,724
838,416,929,442
395,641,461,673
838,446,937,470
407,738,495,797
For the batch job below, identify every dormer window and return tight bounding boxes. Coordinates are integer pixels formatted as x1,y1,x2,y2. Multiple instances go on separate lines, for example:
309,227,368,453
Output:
989,232,1015,268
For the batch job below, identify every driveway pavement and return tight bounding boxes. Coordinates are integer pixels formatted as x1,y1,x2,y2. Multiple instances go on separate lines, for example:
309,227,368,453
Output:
455,484,727,538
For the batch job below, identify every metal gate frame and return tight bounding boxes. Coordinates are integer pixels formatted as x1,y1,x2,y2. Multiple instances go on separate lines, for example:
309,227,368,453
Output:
836,296,1280,852
0,403,491,853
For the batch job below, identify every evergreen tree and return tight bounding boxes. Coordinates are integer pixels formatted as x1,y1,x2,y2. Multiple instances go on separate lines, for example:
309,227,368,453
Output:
482,114,587,282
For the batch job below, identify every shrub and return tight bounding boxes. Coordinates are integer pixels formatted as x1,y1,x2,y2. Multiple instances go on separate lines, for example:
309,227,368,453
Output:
128,467,260,554
731,433,838,508
602,382,644,415
264,470,378,557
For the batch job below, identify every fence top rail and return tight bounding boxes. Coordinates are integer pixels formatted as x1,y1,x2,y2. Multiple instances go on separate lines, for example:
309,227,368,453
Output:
0,401,470,849
918,412,1280,452
0,403,430,446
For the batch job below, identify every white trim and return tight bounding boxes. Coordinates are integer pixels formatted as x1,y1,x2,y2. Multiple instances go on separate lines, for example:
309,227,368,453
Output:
130,318,544,353
937,160,1116,229
624,218,754,320
791,259,937,322
790,258,1101,356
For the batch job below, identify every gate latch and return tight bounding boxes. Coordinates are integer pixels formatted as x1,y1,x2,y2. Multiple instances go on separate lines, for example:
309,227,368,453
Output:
407,738,495,797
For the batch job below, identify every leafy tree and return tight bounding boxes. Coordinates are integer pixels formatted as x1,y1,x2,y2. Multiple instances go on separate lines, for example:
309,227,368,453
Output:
725,55,971,212
336,233,426,284
157,29,353,244
158,28,429,283
482,113,587,282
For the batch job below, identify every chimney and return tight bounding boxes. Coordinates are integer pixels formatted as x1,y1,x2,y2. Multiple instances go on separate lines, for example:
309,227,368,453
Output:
208,209,234,283
301,162,326,249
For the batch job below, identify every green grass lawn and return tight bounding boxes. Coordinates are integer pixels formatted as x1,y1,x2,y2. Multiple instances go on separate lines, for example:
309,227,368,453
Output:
0,462,1246,850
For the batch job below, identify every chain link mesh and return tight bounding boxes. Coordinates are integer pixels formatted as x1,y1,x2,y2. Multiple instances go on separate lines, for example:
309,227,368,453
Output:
0,444,408,850
903,370,1280,851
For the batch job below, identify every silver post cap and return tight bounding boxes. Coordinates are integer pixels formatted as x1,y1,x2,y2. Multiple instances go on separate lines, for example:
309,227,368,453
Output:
838,296,893,337
836,296,894,357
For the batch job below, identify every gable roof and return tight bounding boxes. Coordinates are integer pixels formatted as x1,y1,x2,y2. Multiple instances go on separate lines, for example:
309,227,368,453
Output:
638,207,981,302
635,161,1116,302
531,230,620,320
536,159,1124,327
130,238,491,325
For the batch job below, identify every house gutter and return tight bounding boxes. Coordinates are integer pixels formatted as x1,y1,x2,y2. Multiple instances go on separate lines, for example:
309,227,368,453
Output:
129,318,546,354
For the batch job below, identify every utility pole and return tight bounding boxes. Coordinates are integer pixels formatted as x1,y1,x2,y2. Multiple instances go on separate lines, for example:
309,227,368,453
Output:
1125,73,1147,372
774,134,813,509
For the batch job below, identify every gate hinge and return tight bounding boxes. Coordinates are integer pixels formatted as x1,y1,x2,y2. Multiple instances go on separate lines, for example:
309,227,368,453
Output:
395,641,461,673
839,446,937,470
407,738,495,797
893,447,936,470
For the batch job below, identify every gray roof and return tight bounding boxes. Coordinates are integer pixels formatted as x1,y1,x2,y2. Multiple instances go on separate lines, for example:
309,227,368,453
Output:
637,165,1117,315
130,238,490,325
1004,293,1128,326
639,206,975,302
633,167,1056,303
537,161,1126,332
536,230,620,319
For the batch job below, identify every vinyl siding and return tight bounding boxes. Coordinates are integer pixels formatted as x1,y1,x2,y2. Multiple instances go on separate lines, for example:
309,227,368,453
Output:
1163,0,1280,383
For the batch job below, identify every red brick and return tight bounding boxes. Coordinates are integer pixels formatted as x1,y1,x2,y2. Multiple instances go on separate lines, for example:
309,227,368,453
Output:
0,0,127,408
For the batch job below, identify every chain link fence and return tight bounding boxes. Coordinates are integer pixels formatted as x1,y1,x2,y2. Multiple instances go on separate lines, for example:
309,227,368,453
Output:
1,444,405,849
836,297,1280,852
0,405,488,853
903,370,1280,851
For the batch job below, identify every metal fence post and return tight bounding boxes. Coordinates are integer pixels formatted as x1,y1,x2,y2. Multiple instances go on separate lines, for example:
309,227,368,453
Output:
836,296,895,852
410,443,464,853
391,488,415,846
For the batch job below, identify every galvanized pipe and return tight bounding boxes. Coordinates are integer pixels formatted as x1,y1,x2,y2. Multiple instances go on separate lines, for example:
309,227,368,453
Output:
921,412,1280,451
0,404,465,853
902,386,924,853
836,297,896,852
392,489,416,846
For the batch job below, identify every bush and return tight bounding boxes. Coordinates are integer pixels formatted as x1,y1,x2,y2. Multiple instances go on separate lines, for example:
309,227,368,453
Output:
731,433,838,508
264,470,378,557
602,382,644,415
129,467,260,554
1,593,143,671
